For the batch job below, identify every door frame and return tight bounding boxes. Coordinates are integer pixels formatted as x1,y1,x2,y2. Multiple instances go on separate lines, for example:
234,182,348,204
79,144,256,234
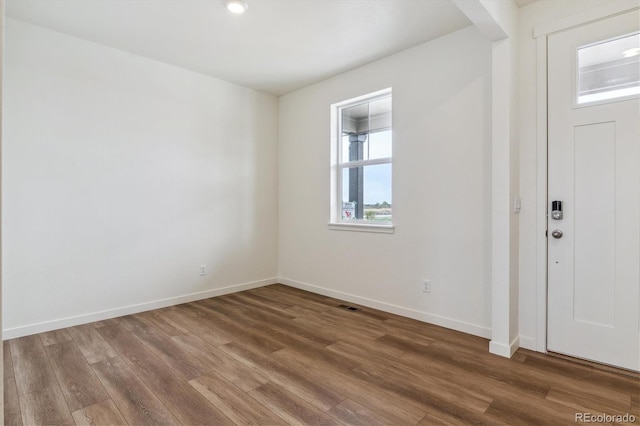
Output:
533,2,640,353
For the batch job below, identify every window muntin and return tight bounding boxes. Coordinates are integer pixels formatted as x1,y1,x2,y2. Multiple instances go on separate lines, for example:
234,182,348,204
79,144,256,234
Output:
334,90,392,225
577,32,640,105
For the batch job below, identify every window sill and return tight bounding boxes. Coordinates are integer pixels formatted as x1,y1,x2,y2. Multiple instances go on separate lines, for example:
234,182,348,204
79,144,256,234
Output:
328,222,395,234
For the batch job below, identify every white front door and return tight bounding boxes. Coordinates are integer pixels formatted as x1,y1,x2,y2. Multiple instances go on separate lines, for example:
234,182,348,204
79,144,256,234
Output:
547,10,640,372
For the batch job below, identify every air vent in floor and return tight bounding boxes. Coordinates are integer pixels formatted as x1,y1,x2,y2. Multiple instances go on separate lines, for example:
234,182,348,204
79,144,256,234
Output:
337,304,359,311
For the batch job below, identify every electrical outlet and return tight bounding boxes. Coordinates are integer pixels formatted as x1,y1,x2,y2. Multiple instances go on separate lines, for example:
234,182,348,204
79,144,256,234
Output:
200,265,207,276
423,279,431,293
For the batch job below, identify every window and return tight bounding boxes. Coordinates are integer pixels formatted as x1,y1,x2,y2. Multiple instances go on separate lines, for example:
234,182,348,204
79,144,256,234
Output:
577,32,640,105
330,89,392,231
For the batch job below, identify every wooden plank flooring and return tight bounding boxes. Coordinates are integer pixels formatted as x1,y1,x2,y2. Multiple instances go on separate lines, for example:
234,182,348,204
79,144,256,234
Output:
4,284,639,425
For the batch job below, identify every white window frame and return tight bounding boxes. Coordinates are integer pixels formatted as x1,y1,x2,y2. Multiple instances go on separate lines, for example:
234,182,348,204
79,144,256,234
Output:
329,88,394,234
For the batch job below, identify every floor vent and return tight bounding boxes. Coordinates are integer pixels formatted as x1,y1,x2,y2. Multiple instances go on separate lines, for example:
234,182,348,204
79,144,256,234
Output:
337,304,359,311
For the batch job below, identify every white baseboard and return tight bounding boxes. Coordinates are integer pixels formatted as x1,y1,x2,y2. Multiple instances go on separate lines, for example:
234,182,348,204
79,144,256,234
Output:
490,336,520,358
279,277,491,339
3,277,278,339
518,335,536,351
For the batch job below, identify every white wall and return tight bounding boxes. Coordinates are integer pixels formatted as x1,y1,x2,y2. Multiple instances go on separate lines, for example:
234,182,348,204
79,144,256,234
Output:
486,1,520,358
2,19,279,337
451,0,520,355
517,0,622,349
278,26,493,337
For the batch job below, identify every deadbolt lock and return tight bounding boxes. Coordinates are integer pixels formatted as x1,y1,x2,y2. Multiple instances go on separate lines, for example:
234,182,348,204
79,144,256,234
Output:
552,201,563,220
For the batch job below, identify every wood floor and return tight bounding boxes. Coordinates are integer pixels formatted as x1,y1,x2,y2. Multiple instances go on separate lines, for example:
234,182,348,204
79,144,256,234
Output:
4,284,639,425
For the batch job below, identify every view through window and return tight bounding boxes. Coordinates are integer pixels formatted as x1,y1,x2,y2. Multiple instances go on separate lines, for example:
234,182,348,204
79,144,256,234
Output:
577,32,640,104
335,90,392,224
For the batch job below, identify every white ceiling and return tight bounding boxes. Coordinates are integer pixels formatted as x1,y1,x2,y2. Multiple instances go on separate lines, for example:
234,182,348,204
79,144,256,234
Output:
5,0,473,96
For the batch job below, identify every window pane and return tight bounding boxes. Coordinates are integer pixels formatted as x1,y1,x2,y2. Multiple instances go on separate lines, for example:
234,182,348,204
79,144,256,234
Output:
341,135,350,163
341,103,368,135
367,97,392,132
340,96,391,164
342,167,358,219
341,163,391,222
578,33,640,104
367,130,392,160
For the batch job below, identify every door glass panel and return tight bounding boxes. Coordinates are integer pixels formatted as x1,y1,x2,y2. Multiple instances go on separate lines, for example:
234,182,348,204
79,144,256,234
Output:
577,33,640,104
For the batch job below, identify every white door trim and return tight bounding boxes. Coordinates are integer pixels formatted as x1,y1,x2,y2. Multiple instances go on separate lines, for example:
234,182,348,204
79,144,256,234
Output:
533,2,640,354
535,34,548,353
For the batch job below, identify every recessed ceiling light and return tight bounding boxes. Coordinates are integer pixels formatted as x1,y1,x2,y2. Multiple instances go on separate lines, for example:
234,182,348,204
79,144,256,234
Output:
622,47,640,58
225,0,248,14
